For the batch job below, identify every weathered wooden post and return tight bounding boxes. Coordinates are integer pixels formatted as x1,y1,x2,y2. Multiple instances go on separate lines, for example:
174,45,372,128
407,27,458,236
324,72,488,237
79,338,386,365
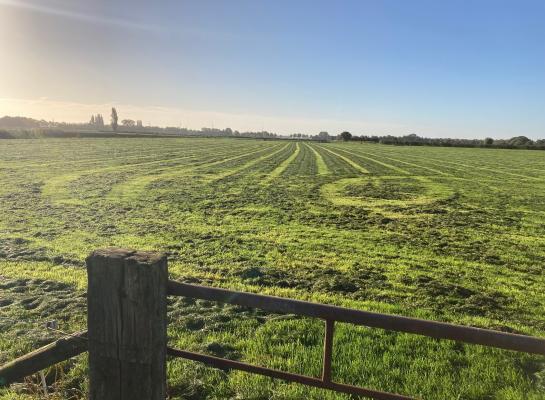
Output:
86,248,167,400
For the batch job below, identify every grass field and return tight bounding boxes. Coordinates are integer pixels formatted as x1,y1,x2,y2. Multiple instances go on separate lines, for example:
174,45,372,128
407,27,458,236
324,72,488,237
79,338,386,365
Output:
0,138,544,399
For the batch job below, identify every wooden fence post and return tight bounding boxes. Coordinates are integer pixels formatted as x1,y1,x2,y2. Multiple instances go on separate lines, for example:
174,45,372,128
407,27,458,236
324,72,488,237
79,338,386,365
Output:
86,248,167,400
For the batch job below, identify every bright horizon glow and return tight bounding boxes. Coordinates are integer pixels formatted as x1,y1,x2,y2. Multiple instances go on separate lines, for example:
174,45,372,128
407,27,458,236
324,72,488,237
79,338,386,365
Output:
1,0,544,139
0,96,407,135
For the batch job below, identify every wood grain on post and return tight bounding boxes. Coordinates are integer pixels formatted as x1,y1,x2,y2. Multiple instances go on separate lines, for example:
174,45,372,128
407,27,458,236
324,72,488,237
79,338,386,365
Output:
86,248,167,400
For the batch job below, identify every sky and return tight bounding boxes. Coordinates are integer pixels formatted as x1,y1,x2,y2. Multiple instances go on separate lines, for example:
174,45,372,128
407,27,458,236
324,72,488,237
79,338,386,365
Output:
0,0,544,138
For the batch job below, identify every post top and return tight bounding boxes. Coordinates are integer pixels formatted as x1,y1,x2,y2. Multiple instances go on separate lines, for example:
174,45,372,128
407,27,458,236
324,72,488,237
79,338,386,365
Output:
87,248,166,265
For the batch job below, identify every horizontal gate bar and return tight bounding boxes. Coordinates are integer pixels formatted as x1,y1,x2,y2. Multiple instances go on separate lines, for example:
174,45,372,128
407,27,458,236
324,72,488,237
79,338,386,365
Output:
167,280,545,355
167,347,415,400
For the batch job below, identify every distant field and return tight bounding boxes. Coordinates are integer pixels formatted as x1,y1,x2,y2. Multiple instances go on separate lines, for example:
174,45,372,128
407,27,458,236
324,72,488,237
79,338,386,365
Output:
1,138,544,399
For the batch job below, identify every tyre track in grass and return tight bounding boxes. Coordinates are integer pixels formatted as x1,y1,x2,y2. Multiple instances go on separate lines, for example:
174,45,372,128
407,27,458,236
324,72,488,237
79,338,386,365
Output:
328,146,411,175
282,141,315,175
108,144,276,201
262,142,301,183
317,145,369,174
320,175,455,218
373,150,537,196
397,152,542,181
41,144,226,204
1,140,202,170
366,149,545,206
306,143,329,175
373,147,493,178
372,145,543,181
242,142,295,178
347,147,452,176
206,143,288,183
450,158,543,181
311,144,357,175
37,141,222,177
320,146,454,215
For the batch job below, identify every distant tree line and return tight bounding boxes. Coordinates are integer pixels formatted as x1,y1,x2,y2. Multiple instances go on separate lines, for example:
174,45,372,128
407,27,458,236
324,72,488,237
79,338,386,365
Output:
0,115,280,139
345,133,545,149
1,114,543,149
289,131,332,141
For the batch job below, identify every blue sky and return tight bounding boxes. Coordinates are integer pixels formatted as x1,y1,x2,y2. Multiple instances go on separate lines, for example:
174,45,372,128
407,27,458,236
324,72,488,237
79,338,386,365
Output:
1,0,544,138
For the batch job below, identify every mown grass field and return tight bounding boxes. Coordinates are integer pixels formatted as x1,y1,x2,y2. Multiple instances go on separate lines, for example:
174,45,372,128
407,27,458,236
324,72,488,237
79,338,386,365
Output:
0,138,544,399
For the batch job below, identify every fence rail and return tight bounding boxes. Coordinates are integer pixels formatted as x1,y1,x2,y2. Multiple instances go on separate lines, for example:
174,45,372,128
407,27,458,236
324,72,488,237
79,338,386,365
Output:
166,279,545,400
0,332,87,387
166,346,412,400
167,280,545,355
1,248,544,400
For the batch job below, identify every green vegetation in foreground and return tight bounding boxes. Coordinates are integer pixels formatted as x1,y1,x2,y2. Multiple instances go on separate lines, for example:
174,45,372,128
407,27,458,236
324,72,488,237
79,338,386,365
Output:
0,138,544,399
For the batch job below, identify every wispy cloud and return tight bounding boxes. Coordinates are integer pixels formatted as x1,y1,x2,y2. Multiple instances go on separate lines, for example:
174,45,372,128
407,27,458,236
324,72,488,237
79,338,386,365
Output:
0,0,164,32
0,0,244,41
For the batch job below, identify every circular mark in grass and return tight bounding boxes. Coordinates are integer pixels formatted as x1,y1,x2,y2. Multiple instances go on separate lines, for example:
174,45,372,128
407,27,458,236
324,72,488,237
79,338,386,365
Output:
321,176,454,217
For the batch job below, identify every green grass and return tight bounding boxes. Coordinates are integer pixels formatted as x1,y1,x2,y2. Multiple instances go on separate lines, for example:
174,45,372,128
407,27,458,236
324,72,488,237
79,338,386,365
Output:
0,138,544,399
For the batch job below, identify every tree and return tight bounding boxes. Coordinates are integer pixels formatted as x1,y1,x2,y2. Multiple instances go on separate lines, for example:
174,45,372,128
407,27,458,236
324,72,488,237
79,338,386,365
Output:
111,108,118,131
484,137,494,146
122,119,135,127
136,120,143,128
95,114,104,127
340,131,352,141
318,131,329,139
508,136,532,146
90,115,95,125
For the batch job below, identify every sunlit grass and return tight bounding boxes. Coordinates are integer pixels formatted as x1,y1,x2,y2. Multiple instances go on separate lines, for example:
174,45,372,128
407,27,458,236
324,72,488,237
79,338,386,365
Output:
0,138,544,399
